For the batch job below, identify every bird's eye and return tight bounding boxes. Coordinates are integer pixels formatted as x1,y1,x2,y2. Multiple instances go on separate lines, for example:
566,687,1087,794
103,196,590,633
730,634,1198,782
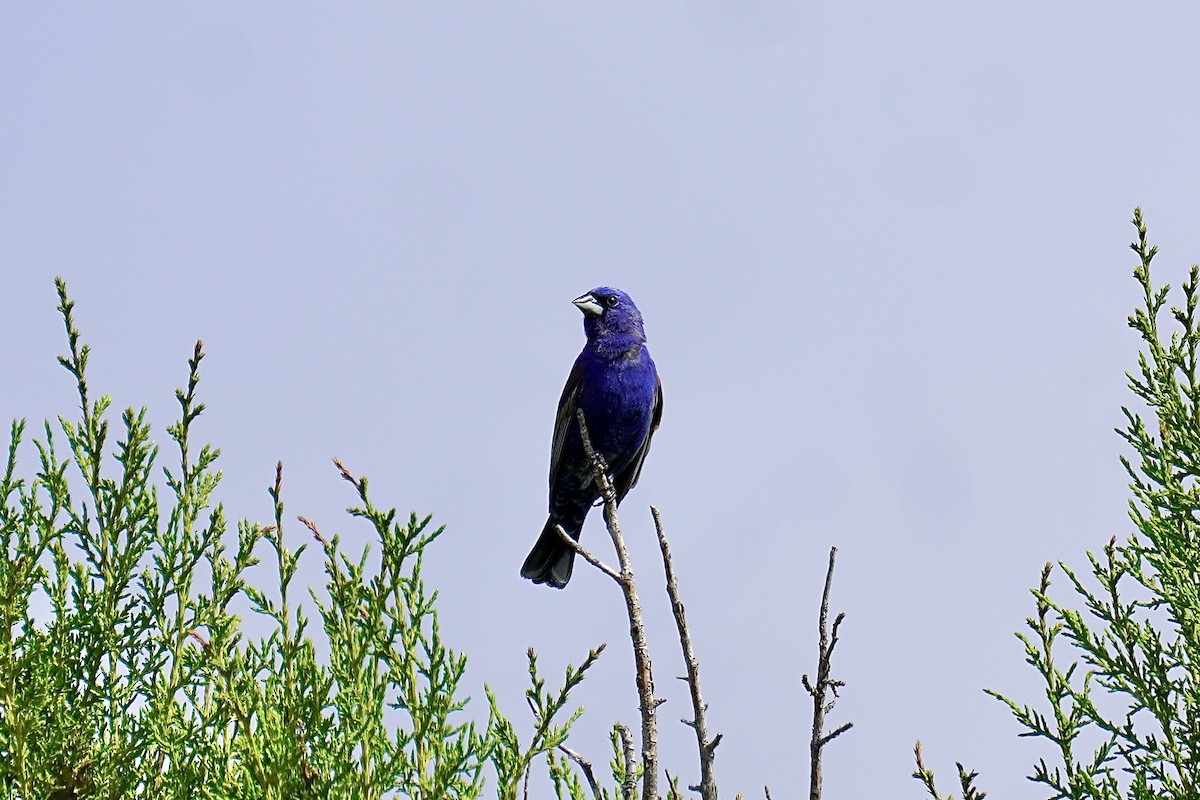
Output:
604,295,620,308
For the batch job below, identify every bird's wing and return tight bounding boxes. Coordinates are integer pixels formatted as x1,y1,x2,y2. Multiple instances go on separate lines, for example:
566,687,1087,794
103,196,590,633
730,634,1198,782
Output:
613,373,663,504
549,359,584,489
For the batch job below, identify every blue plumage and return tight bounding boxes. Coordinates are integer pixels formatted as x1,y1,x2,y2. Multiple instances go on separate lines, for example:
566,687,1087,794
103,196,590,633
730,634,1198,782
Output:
521,287,663,588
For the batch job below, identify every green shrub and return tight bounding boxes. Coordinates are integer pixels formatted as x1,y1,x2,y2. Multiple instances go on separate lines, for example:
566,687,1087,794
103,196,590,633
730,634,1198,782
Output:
0,280,614,800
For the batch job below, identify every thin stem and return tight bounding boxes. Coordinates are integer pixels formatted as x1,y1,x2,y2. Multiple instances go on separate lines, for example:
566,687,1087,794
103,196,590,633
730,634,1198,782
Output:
803,546,853,800
653,506,719,800
551,524,622,584
558,745,602,800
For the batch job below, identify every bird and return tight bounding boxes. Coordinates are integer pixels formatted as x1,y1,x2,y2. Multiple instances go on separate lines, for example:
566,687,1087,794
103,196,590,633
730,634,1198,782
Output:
521,286,663,588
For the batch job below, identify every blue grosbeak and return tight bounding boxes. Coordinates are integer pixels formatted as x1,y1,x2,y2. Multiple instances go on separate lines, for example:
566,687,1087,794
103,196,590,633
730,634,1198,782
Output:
521,287,663,588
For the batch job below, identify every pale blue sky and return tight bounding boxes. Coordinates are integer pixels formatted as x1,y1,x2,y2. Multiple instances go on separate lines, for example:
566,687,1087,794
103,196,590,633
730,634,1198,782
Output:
4,3,1200,796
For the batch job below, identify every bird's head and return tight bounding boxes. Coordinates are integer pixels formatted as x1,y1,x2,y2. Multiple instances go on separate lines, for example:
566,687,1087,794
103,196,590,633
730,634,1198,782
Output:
573,287,647,349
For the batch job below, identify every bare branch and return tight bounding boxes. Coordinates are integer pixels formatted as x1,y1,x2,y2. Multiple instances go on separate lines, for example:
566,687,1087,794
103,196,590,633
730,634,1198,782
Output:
559,745,602,800
617,723,637,800
653,505,719,800
805,546,854,800
665,769,682,800
576,407,658,800
818,721,854,748
552,523,622,584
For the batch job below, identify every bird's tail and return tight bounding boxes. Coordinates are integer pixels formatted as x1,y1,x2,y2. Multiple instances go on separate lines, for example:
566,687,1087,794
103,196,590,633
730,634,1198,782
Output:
521,517,581,588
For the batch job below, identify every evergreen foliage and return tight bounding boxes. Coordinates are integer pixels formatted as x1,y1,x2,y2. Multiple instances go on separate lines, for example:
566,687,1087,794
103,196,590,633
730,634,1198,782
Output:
0,279,620,799
920,210,1200,798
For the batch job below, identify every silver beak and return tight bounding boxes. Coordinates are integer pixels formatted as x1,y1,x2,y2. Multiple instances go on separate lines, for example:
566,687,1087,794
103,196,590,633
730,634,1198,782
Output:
572,293,604,316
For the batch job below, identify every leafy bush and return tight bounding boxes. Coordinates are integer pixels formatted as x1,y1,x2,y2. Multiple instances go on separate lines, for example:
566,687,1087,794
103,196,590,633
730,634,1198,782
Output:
919,210,1200,799
0,280,622,799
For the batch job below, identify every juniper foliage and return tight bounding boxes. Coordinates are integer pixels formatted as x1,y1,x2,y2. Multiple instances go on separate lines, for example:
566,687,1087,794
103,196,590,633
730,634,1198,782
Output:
0,279,625,799
920,210,1200,798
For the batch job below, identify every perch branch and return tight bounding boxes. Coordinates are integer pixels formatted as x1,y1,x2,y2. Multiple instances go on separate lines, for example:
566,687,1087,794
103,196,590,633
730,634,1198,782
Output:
552,523,622,584
576,408,658,800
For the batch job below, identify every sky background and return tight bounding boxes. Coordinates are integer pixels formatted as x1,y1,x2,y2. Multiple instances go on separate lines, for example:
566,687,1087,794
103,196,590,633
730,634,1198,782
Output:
4,3,1200,796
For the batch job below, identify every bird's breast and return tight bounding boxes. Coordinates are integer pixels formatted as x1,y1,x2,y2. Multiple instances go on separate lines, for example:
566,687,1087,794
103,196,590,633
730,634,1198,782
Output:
576,354,656,451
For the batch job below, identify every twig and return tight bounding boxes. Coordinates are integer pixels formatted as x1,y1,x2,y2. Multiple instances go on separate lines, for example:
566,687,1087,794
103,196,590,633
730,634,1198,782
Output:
653,506,720,800
617,723,637,800
664,769,681,800
552,524,622,584
559,745,602,800
576,408,658,800
802,546,853,800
